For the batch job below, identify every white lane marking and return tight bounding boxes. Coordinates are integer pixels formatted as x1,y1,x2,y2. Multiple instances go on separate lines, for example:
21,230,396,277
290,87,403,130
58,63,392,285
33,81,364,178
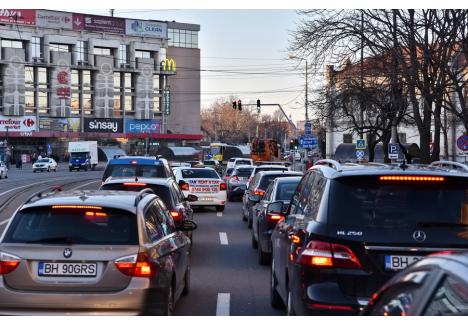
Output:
219,232,229,245
216,293,230,316
216,212,223,217
70,180,100,190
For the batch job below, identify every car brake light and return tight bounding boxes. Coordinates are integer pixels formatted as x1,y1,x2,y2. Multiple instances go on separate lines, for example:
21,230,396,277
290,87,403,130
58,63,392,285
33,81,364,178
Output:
52,205,103,210
220,182,227,191
267,213,284,222
254,189,265,196
297,241,361,269
180,181,189,191
85,211,108,218
0,252,21,275
170,210,182,221
232,175,239,181
123,182,147,187
309,303,354,312
380,175,445,182
114,252,155,277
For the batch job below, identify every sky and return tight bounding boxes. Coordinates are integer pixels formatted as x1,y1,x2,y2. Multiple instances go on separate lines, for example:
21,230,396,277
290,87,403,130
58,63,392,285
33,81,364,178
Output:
72,9,309,123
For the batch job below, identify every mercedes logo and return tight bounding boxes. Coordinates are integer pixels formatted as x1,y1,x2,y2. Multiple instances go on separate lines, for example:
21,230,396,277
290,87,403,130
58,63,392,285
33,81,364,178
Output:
63,248,72,258
413,230,427,242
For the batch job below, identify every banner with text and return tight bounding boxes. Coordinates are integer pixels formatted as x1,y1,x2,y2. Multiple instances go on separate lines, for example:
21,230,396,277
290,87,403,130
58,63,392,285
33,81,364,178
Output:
125,119,161,134
0,115,37,132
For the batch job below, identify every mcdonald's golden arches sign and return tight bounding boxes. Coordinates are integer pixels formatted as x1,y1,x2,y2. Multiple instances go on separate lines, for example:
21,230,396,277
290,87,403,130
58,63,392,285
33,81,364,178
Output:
161,58,176,72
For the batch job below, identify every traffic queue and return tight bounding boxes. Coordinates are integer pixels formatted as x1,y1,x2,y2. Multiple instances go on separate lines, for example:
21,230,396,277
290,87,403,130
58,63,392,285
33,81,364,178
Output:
0,155,467,316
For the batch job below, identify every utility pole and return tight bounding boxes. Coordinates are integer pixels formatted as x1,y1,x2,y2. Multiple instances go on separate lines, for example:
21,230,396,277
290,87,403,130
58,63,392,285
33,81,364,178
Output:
305,60,309,122
359,10,365,140
110,9,115,17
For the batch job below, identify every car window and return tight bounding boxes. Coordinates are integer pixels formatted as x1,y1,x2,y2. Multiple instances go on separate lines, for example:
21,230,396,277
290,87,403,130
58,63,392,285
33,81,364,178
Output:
328,176,468,228
235,160,251,165
103,163,168,180
236,167,253,177
171,182,185,204
370,284,421,316
289,172,312,215
101,183,173,206
263,183,274,201
181,169,219,179
304,173,327,222
144,205,165,242
258,174,298,190
424,275,468,315
275,181,300,201
249,173,261,191
224,168,234,177
152,199,177,236
4,206,139,245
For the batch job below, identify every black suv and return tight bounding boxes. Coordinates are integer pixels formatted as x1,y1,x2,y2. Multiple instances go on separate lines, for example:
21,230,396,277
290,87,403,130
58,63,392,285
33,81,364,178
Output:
270,159,468,315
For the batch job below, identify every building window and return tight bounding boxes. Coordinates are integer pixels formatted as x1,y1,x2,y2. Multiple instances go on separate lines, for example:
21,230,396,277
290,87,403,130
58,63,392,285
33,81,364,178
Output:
77,40,88,63
25,90,34,115
37,67,48,115
168,28,198,48
123,72,134,114
82,70,92,116
94,47,112,56
343,134,353,144
50,43,70,52
135,50,151,59
119,44,128,65
31,36,43,59
1,39,23,49
114,72,122,117
71,70,80,116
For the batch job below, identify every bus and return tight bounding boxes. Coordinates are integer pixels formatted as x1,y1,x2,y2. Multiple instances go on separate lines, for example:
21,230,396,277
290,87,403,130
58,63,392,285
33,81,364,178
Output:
250,138,281,162
208,143,249,164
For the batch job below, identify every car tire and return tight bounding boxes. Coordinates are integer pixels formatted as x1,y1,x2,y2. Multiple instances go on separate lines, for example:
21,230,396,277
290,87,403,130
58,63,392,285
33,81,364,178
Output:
270,258,285,310
4,173,7,179
55,167,57,172
247,209,253,229
47,167,51,172
258,239,270,265
182,265,190,296
251,231,258,249
84,166,88,172
216,205,225,212
33,170,36,173
69,168,72,172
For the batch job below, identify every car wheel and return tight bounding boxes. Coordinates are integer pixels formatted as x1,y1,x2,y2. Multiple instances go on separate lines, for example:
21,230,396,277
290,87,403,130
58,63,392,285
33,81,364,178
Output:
84,166,88,172
69,168,72,172
33,170,36,173
251,230,258,249
4,173,7,179
258,239,270,265
216,205,225,212
270,258,285,309
182,265,190,296
47,167,50,172
55,167,57,172
247,208,253,229
287,289,296,316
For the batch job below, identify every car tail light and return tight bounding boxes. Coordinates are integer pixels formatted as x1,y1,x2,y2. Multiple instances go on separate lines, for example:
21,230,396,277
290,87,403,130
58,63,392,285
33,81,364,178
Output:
254,189,265,196
309,303,354,312
297,240,361,269
379,175,445,182
123,182,147,187
114,252,155,277
0,252,21,275
267,213,284,223
179,181,189,191
232,175,239,181
220,182,227,191
170,210,182,222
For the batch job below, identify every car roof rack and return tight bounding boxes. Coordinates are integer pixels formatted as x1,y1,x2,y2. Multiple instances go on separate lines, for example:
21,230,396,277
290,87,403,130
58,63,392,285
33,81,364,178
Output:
134,188,155,207
24,185,63,205
314,159,343,172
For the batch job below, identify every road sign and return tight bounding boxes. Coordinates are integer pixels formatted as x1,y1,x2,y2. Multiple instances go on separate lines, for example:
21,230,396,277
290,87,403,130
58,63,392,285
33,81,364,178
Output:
356,150,365,159
47,144,52,155
163,88,171,115
299,136,318,149
388,143,399,159
304,121,312,136
356,139,366,150
457,134,468,151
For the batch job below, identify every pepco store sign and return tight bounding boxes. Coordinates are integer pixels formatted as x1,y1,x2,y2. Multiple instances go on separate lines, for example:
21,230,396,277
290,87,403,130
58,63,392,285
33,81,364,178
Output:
0,115,37,132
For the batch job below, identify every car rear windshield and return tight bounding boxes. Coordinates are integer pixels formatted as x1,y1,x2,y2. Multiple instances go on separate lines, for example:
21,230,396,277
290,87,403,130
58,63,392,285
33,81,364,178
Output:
255,167,287,175
36,159,50,163
224,168,234,176
328,176,468,228
235,160,251,165
259,174,298,190
275,182,300,201
235,167,254,177
101,183,173,206
3,207,139,245
181,169,219,179
103,163,168,181
203,161,216,165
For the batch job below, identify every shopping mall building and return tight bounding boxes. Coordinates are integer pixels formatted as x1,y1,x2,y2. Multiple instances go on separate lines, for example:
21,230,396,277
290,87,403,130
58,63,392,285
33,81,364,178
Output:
0,9,201,162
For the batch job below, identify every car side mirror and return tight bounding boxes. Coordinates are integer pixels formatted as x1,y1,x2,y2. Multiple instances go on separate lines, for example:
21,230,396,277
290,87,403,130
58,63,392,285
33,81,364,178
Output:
248,195,261,203
179,220,198,232
266,201,284,215
186,194,198,202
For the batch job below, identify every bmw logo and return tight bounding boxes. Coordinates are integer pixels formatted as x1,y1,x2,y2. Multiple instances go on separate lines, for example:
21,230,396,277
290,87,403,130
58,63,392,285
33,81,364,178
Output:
63,248,72,258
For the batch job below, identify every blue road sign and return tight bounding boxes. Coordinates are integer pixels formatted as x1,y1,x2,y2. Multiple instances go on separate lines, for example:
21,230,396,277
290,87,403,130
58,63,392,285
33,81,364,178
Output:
356,150,365,159
356,139,366,150
304,121,312,136
457,134,468,151
388,143,399,159
300,136,318,149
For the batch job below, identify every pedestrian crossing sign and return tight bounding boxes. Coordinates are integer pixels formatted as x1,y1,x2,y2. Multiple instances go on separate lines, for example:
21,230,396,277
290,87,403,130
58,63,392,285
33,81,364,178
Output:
356,139,366,150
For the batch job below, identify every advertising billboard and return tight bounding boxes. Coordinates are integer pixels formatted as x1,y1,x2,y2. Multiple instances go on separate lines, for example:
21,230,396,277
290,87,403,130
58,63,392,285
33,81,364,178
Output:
126,19,167,38
0,9,35,25
36,10,73,29
125,119,161,134
39,117,80,132
84,118,123,133
0,115,37,132
72,13,125,34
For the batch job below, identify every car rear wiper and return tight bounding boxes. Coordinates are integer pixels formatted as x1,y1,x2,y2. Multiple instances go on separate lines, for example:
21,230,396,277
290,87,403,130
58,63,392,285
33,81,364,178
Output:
416,221,468,228
26,236,76,244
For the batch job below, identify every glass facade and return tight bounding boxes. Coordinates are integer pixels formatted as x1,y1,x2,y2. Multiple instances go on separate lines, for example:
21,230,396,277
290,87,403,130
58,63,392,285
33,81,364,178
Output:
135,50,151,59
119,44,128,65
114,72,122,117
71,69,80,116
168,29,198,48
123,73,134,115
1,39,23,49
82,70,92,116
37,67,48,115
31,37,43,59
76,40,88,63
94,47,112,56
49,43,70,52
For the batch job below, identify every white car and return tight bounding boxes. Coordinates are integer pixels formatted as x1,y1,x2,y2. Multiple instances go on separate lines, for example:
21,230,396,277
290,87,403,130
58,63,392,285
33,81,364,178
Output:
246,165,289,189
33,158,58,172
226,157,253,169
0,161,8,179
173,167,227,212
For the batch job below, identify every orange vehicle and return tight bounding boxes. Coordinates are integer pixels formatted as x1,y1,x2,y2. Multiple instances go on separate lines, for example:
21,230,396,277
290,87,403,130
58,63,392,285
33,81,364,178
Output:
250,138,280,162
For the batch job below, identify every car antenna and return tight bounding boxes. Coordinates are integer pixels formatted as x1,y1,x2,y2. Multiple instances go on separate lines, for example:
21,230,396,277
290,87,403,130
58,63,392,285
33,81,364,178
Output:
399,158,408,171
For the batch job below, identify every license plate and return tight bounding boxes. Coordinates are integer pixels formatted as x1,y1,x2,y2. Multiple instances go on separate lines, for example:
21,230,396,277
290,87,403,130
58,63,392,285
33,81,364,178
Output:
384,255,423,271
199,197,213,201
38,262,97,277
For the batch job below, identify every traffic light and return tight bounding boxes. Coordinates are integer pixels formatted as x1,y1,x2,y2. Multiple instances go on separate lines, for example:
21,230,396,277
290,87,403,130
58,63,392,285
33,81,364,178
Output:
256,99,261,113
289,138,299,150
232,101,237,110
237,99,242,111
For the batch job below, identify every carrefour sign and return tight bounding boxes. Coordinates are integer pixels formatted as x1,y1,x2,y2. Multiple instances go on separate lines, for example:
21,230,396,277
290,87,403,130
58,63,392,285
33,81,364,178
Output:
0,115,36,132
125,119,161,134
125,19,167,38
